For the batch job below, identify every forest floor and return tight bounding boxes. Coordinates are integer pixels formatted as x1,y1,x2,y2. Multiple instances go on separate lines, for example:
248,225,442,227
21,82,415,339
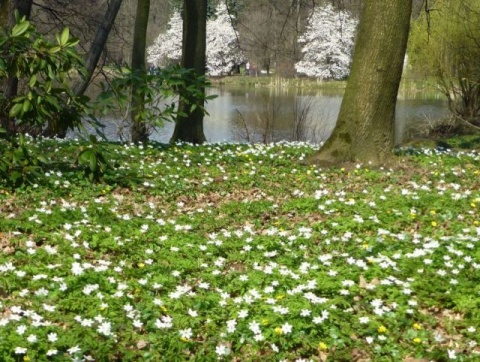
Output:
0,136,480,361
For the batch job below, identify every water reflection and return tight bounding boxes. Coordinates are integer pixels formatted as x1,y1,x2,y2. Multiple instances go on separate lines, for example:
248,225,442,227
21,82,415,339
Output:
79,86,448,145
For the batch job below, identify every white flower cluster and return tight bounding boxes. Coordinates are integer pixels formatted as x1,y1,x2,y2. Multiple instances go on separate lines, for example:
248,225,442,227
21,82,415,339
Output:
295,4,357,80
147,3,245,76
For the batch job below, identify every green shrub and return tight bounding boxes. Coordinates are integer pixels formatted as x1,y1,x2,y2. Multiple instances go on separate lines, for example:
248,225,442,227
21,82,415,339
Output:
0,128,48,188
0,13,89,138
94,65,216,139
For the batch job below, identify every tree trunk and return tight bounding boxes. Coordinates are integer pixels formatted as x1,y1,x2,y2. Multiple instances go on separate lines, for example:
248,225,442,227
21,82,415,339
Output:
73,0,123,97
0,0,11,26
169,0,207,144
130,0,150,144
0,0,32,136
310,0,412,165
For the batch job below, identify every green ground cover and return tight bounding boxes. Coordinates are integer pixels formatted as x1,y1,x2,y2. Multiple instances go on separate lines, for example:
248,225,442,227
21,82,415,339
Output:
0,139,479,361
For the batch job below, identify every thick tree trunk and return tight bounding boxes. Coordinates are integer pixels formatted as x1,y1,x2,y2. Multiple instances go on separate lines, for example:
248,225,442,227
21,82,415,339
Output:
130,0,150,144
169,0,207,144
0,0,32,136
72,0,123,97
311,0,412,165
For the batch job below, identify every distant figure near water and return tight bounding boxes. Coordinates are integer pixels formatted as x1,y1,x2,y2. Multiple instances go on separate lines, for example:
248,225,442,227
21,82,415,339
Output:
245,62,250,75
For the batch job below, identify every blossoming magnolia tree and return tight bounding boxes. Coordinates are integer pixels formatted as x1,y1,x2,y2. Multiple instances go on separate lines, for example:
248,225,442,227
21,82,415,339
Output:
147,10,183,67
206,3,245,76
295,4,357,80
147,3,244,76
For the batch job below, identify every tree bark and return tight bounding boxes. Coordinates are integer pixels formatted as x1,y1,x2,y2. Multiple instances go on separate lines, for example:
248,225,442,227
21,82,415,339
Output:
0,0,11,26
130,0,150,144
72,0,123,97
310,0,413,165
0,0,33,135
169,0,207,144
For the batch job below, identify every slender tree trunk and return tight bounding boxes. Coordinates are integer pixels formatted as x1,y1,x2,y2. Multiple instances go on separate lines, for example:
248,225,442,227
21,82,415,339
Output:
169,0,207,144
0,0,32,135
130,0,150,144
73,0,123,97
310,0,412,165
0,0,11,26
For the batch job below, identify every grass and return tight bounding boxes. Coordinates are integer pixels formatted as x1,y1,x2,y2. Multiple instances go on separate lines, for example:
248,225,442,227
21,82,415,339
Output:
209,74,443,99
210,75,348,90
0,138,480,361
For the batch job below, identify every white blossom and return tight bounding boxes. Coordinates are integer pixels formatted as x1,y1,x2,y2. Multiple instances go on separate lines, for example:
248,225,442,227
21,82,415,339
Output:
147,4,245,76
295,4,357,79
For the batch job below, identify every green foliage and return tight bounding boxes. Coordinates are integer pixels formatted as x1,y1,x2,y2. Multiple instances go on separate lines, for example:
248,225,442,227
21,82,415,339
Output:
0,15,118,187
75,135,111,182
0,130,48,188
95,65,215,139
408,0,480,127
0,13,89,137
0,140,480,360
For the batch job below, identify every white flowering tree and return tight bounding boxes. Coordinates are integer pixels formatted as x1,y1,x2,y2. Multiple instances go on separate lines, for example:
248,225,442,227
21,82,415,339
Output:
147,10,183,67
147,3,244,75
295,4,357,80
206,3,245,75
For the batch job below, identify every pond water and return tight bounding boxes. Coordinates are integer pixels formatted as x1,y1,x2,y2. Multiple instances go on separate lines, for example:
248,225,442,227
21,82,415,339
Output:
85,85,448,145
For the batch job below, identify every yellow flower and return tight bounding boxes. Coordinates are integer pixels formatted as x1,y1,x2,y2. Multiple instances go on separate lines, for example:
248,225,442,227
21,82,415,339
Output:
318,342,328,351
137,263,145,268
361,243,369,249
262,319,269,325
181,337,189,342
413,337,421,344
377,325,387,333
474,220,479,226
23,357,30,362
413,323,422,330
430,210,436,215
275,327,283,334
161,306,168,312
276,295,284,300
431,221,437,227
471,203,476,208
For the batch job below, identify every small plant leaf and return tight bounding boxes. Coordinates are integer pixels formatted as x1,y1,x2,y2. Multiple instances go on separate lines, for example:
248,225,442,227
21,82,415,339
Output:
11,20,30,37
59,27,70,46
9,103,23,117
